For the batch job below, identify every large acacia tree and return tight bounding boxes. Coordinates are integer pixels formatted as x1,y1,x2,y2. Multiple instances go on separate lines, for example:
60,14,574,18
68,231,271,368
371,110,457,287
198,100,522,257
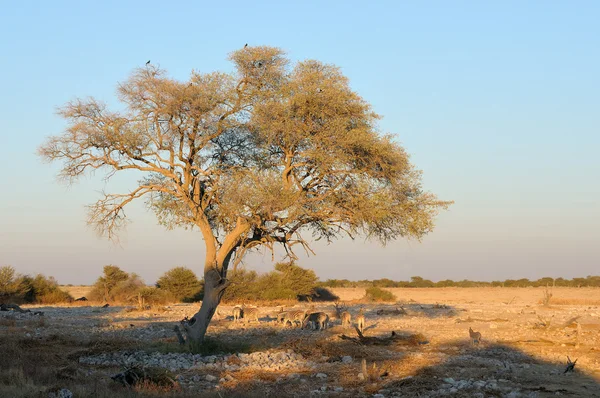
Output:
39,46,451,347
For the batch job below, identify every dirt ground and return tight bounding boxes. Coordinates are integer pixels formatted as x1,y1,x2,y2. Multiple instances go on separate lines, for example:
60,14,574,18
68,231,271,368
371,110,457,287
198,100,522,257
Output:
2,287,600,397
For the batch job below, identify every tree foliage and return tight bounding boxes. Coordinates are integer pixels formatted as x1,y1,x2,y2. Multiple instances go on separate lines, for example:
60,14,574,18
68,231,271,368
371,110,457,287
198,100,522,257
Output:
38,45,451,274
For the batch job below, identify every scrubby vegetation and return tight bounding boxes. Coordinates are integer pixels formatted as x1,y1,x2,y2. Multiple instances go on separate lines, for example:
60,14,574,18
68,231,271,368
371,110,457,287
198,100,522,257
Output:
0,266,72,304
364,286,397,302
320,275,600,288
156,267,203,302
222,262,325,302
89,265,172,306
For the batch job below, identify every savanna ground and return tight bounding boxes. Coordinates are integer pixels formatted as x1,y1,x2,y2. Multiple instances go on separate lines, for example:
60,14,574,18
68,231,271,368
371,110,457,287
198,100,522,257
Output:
2,287,600,397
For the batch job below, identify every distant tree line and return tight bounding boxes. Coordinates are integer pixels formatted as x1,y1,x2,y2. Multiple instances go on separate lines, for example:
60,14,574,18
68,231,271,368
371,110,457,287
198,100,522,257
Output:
4,263,599,307
318,275,600,288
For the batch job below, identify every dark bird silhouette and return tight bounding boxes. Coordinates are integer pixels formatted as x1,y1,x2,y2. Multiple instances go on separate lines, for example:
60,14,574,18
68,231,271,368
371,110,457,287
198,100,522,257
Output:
244,43,248,48
146,60,151,65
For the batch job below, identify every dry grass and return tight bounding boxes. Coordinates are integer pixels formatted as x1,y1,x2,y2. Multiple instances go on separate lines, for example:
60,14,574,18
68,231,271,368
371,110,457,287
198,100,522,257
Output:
3,286,599,397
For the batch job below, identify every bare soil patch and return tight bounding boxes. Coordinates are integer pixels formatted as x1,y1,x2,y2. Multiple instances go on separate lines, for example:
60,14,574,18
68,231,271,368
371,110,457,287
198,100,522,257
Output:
3,287,599,397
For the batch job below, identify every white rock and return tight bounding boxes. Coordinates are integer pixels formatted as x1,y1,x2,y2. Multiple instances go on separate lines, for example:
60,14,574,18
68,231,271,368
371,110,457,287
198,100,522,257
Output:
315,373,328,379
342,355,353,364
205,374,217,382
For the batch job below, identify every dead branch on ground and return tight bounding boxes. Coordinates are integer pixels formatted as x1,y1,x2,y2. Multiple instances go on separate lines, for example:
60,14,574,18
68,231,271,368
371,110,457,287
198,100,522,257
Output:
339,326,426,346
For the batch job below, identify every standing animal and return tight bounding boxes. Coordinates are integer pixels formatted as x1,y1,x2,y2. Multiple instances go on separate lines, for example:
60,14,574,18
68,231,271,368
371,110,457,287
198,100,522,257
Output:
282,309,307,327
356,308,365,334
341,310,352,328
232,306,242,322
303,312,330,330
242,306,259,323
469,327,482,345
276,311,289,324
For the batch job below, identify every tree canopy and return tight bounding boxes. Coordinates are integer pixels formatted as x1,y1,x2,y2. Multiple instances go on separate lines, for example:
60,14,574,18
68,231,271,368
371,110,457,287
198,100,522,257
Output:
39,45,451,345
39,46,450,270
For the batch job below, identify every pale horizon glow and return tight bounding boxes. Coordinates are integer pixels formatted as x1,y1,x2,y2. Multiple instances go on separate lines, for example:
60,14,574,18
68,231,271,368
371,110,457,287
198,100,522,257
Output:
0,1,599,285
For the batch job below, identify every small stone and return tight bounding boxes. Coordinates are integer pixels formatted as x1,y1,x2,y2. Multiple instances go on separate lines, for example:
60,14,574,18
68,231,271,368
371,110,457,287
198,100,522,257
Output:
205,374,217,382
342,355,353,364
443,377,456,385
334,387,344,392
315,373,328,379
358,373,365,381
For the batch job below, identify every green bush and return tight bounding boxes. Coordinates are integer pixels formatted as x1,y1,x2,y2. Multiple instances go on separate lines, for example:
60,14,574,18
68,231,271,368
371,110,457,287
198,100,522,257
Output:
89,266,154,304
156,267,203,302
0,266,72,304
222,262,321,302
364,286,397,302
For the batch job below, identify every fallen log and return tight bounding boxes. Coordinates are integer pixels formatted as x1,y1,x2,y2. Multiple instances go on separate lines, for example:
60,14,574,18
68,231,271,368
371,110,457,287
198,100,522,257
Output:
339,326,427,346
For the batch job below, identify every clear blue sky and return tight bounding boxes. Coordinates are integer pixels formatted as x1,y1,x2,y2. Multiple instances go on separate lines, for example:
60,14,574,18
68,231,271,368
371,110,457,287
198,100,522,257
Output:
1,1,598,284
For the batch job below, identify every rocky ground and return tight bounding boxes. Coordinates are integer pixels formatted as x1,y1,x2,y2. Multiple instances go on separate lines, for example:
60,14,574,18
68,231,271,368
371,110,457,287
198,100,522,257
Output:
1,287,600,397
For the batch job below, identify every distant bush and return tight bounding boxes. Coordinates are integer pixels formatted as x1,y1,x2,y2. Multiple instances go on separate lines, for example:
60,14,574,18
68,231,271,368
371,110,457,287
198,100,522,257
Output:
222,262,320,302
364,286,397,302
89,265,160,304
0,266,72,304
156,267,203,302
300,286,339,302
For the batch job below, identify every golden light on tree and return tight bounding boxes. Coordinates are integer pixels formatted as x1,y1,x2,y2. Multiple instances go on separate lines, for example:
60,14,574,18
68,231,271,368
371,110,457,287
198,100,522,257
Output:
38,45,452,348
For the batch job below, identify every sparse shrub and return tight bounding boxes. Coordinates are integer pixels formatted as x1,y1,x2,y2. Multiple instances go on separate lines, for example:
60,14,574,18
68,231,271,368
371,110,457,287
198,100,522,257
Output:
0,266,18,298
364,286,397,302
298,286,339,302
135,287,172,309
0,267,72,304
541,285,553,306
89,266,154,304
156,267,203,302
222,262,320,302
222,268,260,302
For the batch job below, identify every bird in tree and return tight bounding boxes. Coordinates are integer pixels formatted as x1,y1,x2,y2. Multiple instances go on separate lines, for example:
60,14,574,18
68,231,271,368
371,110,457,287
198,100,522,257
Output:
38,45,452,350
146,60,151,65
244,43,248,48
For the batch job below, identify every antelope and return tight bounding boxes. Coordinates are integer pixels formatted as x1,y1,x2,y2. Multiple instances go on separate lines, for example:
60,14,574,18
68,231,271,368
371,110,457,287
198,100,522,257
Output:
303,312,330,330
341,310,351,328
356,308,365,334
469,327,482,345
232,306,242,322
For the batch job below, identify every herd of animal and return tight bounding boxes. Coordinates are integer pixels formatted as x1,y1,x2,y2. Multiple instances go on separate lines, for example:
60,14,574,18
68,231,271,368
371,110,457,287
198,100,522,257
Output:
225,303,484,344
227,303,368,332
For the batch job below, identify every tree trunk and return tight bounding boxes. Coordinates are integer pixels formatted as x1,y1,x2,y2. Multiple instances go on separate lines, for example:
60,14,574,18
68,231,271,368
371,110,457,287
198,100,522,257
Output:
182,267,229,351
